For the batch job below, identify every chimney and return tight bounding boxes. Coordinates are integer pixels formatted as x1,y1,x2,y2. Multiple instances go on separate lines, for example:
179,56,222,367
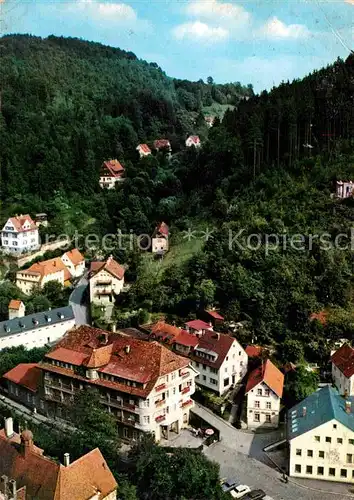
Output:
346,401,352,414
63,453,70,466
125,345,131,354
4,418,14,439
9,479,17,500
1,476,8,497
302,406,307,417
20,430,34,457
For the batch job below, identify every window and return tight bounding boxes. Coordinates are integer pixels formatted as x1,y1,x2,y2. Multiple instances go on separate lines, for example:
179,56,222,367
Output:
226,356,229,361
254,413,260,422
306,466,312,474
341,469,347,478
225,367,228,373
255,401,260,408
333,424,337,429
123,428,129,438
224,378,229,387
326,437,331,443
296,449,302,456
337,438,343,444
266,402,271,409
144,416,150,424
265,389,270,397
265,414,271,423
307,450,313,457
349,439,354,445
319,451,325,458
209,378,217,385
329,468,335,477
314,436,320,442
295,464,301,473
317,466,324,476
257,388,262,396
347,454,353,464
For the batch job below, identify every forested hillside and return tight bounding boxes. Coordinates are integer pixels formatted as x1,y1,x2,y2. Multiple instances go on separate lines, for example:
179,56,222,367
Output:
0,34,251,201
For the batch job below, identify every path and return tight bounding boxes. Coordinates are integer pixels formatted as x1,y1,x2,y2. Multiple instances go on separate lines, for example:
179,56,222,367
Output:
69,273,90,325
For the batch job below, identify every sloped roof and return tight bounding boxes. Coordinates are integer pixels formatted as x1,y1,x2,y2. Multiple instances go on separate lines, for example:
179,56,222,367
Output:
189,331,237,370
287,385,354,440
186,135,200,144
0,430,117,500
186,319,212,331
8,299,24,310
205,310,224,321
41,325,189,398
331,344,354,378
26,258,72,281
153,139,171,150
246,359,284,398
6,215,37,233
137,144,151,154
89,257,125,281
156,222,169,236
245,345,263,358
63,248,84,266
102,159,124,177
148,321,199,348
3,363,41,392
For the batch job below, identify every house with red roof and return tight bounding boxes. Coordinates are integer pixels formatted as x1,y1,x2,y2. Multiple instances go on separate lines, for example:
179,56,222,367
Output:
99,159,125,189
203,309,224,327
153,139,171,153
185,135,201,148
0,417,118,500
136,143,152,158
336,180,354,199
152,222,169,254
331,343,354,396
89,255,125,305
8,300,26,320
2,364,41,411
146,321,199,356
61,248,85,278
38,325,198,442
1,214,40,255
245,359,284,428
185,319,213,337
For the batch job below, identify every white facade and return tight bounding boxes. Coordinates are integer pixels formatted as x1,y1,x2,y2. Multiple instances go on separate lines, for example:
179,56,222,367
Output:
246,381,281,428
332,363,354,396
185,136,201,148
1,217,40,254
190,339,247,395
136,145,151,158
99,176,123,189
8,302,26,320
336,181,354,199
289,418,354,483
152,237,168,254
16,268,64,295
90,268,124,305
61,253,85,278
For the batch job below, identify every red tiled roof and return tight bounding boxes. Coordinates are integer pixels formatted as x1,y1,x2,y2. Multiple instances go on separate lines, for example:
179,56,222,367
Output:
0,429,117,500
153,139,171,150
310,310,328,326
186,319,212,331
84,344,113,368
137,144,151,154
8,299,23,310
63,248,84,266
27,258,72,281
189,331,236,369
331,344,354,378
41,325,189,398
101,159,125,178
7,215,37,233
187,135,200,144
147,321,198,348
3,363,41,392
246,359,284,398
245,345,263,358
156,222,169,236
205,310,224,321
174,330,199,348
89,257,125,281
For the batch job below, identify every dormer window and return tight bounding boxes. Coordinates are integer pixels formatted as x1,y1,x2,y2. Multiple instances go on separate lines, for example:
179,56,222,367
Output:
57,312,64,319
45,315,52,323
19,321,25,328
3,324,10,333
32,318,39,325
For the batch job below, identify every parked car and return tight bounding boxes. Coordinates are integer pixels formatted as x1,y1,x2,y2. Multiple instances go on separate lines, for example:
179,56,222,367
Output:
242,490,266,500
230,484,251,498
221,478,241,493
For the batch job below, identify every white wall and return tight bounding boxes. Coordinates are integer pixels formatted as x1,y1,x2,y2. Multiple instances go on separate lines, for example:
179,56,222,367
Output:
90,269,124,305
332,364,354,396
61,255,85,278
247,381,280,428
0,318,75,350
16,269,64,295
1,224,39,254
289,418,354,483
152,237,168,253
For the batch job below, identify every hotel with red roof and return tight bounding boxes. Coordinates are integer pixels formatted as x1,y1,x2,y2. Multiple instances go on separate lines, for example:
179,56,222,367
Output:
38,325,198,441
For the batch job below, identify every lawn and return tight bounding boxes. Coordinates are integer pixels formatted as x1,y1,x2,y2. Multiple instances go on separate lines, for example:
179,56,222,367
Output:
203,103,235,119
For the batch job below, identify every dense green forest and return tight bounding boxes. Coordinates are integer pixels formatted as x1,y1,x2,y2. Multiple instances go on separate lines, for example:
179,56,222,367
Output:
2,35,354,366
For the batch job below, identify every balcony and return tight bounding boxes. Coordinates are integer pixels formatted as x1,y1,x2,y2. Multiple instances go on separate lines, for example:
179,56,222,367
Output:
181,371,190,379
155,399,165,407
96,280,112,286
155,383,166,392
45,392,63,403
155,415,166,423
95,289,112,296
181,386,190,395
181,399,193,408
101,396,139,413
116,415,138,427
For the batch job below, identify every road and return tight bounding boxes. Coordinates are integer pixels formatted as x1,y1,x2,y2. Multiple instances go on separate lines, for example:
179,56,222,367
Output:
69,274,90,325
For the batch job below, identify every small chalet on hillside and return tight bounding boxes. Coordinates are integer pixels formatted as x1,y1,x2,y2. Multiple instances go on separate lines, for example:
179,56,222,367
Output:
99,159,125,189
185,135,201,148
152,222,169,255
136,143,152,158
336,180,354,199
153,139,171,153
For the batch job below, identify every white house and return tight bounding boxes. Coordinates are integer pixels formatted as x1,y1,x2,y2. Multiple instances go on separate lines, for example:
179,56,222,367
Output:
336,181,354,199
89,256,125,305
152,222,169,255
136,144,152,158
99,159,125,189
331,344,354,396
153,139,171,152
40,325,198,442
0,306,75,350
8,300,26,320
288,385,354,484
61,249,85,278
189,331,248,395
185,135,201,148
1,215,40,254
245,359,284,429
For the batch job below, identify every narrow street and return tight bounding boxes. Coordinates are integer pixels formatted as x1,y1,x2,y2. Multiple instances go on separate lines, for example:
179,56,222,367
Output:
69,273,90,325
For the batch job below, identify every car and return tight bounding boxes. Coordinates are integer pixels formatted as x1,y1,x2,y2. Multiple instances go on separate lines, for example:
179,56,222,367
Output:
230,484,251,498
221,478,241,493
242,490,266,500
